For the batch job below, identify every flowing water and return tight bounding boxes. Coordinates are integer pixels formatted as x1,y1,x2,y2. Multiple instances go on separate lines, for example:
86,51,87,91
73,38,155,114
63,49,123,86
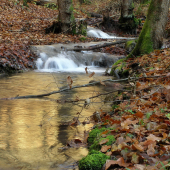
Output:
0,28,126,170
0,70,114,170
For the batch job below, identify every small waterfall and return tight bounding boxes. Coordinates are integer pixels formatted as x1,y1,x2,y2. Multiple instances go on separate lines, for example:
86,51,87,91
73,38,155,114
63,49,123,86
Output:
87,27,130,39
87,27,116,39
36,52,81,72
35,49,123,72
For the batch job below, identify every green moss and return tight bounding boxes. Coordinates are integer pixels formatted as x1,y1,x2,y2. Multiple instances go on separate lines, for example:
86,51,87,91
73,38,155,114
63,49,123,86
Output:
110,59,126,76
78,22,87,36
88,127,107,144
99,135,116,145
126,40,135,47
113,59,125,66
128,14,152,57
79,151,110,170
89,135,115,151
89,140,101,151
79,37,87,41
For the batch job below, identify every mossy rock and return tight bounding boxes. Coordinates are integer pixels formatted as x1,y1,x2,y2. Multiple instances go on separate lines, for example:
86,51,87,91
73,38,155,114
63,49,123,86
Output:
125,40,136,53
110,60,129,78
79,150,110,170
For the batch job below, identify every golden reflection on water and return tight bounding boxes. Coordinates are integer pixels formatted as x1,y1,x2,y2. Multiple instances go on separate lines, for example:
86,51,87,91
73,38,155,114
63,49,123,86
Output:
0,71,111,169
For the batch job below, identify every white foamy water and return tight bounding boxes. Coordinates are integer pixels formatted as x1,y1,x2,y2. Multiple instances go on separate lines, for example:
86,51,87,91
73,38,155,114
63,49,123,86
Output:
36,52,107,73
87,27,134,39
87,29,116,39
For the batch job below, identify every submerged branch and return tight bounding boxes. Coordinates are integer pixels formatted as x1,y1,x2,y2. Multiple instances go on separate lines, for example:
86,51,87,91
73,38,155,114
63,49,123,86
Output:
0,78,129,100
0,75,165,100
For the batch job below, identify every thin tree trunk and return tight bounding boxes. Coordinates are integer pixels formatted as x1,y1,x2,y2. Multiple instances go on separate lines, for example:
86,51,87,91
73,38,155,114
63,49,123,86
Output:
58,0,75,33
121,0,134,18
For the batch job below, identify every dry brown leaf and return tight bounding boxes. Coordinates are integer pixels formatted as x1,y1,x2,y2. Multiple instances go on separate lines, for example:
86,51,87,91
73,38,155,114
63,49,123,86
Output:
67,76,73,85
99,138,109,145
146,134,161,142
105,157,130,170
89,72,95,78
85,67,88,74
116,136,124,144
134,164,146,170
131,152,139,164
147,143,155,156
121,118,138,129
100,145,111,152
135,111,144,118
132,144,144,152
106,151,112,156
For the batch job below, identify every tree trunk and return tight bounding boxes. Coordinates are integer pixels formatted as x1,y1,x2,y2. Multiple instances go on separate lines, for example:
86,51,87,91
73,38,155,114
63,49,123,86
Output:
129,0,170,57
140,0,149,4
119,0,138,34
58,0,75,33
121,0,134,18
23,0,28,6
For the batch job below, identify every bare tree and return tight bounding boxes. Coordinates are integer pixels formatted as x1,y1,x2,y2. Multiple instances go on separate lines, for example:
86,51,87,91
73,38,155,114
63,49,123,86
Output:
129,0,170,57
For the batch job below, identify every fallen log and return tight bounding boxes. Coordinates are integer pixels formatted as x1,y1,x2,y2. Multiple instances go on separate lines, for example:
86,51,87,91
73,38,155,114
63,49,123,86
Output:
66,39,136,52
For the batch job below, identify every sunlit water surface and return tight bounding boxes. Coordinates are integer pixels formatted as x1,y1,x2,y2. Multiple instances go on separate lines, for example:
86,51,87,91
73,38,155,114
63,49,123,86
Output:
0,70,113,170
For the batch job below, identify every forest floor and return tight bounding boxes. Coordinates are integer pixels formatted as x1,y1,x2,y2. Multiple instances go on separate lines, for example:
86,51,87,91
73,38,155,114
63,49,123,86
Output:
0,0,152,73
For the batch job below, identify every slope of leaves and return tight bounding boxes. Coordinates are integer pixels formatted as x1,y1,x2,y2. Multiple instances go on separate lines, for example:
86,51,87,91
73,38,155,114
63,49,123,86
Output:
83,49,170,170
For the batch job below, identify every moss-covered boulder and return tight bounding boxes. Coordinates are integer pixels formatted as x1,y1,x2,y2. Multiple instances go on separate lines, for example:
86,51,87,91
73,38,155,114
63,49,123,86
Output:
79,150,110,170
110,59,129,78
125,40,136,53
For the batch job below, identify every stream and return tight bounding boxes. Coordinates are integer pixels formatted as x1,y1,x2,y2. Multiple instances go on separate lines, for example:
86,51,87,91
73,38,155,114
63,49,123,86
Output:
0,28,127,170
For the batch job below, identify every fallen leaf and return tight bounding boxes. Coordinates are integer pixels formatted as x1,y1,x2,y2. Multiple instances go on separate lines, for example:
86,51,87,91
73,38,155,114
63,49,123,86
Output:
105,157,130,170
89,72,95,78
99,138,109,145
147,143,155,156
146,134,161,142
132,144,144,152
85,67,88,74
100,145,111,152
67,76,73,85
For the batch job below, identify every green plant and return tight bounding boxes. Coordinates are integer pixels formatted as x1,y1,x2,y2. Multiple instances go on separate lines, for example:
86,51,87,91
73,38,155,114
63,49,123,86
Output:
44,3,58,10
146,112,152,119
79,37,87,41
125,109,135,114
160,107,167,113
166,113,170,119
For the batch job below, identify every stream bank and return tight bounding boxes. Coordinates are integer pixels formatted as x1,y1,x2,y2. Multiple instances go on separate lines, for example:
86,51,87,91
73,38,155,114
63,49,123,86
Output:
78,48,170,170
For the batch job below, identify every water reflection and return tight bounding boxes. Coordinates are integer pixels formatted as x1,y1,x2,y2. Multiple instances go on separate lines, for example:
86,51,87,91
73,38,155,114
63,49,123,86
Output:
0,71,111,169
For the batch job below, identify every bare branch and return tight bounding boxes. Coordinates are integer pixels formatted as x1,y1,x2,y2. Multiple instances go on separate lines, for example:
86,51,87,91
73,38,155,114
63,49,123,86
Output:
0,78,129,100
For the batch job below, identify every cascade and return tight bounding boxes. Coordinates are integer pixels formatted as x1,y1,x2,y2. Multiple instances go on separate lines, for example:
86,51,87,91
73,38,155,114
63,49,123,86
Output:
35,28,128,72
